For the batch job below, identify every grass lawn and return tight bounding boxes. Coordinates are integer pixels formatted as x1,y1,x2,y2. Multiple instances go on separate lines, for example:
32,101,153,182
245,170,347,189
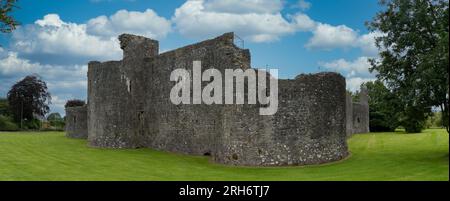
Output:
0,129,448,181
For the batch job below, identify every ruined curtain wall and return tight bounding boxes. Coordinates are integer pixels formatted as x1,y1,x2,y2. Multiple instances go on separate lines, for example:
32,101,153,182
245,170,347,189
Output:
86,32,349,166
215,73,348,166
65,105,88,139
140,33,251,156
87,61,139,148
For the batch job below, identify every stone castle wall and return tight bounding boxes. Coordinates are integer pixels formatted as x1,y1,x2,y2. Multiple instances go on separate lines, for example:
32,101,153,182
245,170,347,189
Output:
214,73,348,166
68,32,350,166
345,89,370,136
65,105,88,139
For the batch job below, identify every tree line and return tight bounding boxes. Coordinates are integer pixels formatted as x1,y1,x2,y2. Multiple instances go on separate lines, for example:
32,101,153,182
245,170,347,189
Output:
363,0,449,133
0,75,85,131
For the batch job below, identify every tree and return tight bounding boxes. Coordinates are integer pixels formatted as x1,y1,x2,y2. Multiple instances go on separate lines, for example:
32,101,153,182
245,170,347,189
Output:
7,74,51,125
0,98,11,116
0,0,19,33
47,112,62,121
367,0,449,133
364,81,402,132
64,99,85,108
47,112,64,130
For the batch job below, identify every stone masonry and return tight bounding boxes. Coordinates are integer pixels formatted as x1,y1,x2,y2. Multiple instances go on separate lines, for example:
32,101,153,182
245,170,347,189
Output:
66,32,352,166
65,105,88,139
345,88,370,137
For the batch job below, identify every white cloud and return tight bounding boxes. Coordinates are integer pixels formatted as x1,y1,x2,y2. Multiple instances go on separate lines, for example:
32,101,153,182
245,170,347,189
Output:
203,0,284,14
35,14,64,27
318,57,379,92
290,13,316,31
0,52,41,76
87,9,172,39
297,0,311,11
11,9,171,64
319,56,376,78
12,14,122,62
49,95,68,115
346,77,376,92
306,23,358,50
171,0,382,54
356,31,383,56
5,9,171,115
305,22,382,56
172,0,313,43
0,47,6,57
0,49,87,80
0,50,87,115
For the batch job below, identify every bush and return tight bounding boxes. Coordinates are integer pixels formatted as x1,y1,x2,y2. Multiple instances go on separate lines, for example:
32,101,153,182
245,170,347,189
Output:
400,106,428,133
65,99,85,108
0,98,12,116
403,120,425,133
49,120,65,130
369,111,397,132
22,118,42,130
0,115,19,131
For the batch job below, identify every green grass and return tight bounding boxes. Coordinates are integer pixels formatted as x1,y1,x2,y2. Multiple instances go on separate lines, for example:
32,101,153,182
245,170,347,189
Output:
0,129,448,181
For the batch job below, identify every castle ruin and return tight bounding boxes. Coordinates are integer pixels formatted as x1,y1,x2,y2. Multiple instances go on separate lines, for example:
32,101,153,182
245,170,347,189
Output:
346,89,370,137
65,32,369,166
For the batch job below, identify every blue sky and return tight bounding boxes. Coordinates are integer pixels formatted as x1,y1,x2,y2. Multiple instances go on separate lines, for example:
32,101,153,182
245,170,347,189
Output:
0,0,383,115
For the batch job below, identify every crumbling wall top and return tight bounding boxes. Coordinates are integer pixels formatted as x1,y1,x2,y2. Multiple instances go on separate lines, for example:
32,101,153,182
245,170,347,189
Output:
119,33,159,60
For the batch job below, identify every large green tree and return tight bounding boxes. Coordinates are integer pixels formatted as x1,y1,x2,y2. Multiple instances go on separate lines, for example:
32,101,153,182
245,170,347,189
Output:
0,0,19,33
47,112,62,122
7,75,51,124
0,98,11,116
368,0,449,133
364,81,402,132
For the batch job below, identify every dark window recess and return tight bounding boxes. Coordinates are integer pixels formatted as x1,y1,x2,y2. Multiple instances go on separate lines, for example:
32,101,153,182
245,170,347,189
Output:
138,111,144,121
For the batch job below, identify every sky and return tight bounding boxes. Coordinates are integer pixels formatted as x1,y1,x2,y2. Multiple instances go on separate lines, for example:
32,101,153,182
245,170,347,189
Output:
0,0,383,116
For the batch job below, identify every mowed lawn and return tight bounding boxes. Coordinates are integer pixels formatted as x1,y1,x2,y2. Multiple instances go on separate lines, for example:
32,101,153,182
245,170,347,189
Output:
0,129,448,181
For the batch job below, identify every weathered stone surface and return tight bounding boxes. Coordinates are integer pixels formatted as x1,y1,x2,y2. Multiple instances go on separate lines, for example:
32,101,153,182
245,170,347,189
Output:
345,87,370,136
65,105,88,139
215,72,348,166
345,92,354,137
82,32,350,166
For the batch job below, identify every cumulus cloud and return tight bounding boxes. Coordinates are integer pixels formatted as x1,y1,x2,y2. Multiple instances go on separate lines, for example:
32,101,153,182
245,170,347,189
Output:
4,8,171,114
319,56,377,78
0,50,87,115
86,9,172,39
11,9,171,65
296,0,311,11
305,22,382,56
11,14,122,64
319,57,378,91
172,0,315,42
306,23,358,50
203,0,284,14
346,77,376,92
356,31,384,56
171,0,382,54
290,13,316,31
